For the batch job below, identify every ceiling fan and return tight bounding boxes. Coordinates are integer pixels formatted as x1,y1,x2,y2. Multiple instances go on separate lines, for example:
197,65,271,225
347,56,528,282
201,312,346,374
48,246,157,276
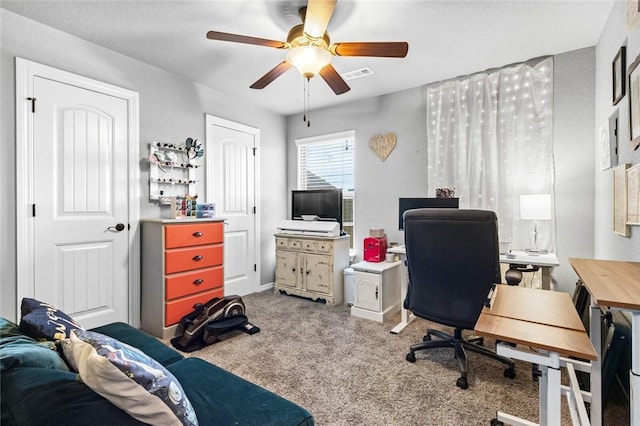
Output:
206,0,409,95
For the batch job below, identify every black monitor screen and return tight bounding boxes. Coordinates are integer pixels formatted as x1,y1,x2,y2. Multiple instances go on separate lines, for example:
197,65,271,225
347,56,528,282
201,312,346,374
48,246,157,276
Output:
292,189,343,229
398,197,459,230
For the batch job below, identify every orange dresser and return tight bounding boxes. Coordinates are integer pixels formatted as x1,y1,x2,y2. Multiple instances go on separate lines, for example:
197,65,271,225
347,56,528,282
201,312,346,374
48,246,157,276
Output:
141,218,225,338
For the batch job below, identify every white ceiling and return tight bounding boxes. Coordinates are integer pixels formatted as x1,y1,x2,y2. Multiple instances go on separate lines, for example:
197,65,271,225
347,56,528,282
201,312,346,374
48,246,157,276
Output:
1,0,614,116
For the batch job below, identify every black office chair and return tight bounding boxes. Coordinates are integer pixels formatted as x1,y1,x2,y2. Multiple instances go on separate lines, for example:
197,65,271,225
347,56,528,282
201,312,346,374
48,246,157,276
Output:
403,208,516,389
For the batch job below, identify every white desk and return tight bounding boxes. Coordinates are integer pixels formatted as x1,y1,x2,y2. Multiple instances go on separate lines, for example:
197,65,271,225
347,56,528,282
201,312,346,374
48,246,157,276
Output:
388,245,560,334
500,251,560,290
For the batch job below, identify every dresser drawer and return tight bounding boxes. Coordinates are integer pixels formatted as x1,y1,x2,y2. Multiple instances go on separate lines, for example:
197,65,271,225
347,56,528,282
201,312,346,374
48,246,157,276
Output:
165,287,224,326
165,222,223,249
165,266,223,300
165,245,223,274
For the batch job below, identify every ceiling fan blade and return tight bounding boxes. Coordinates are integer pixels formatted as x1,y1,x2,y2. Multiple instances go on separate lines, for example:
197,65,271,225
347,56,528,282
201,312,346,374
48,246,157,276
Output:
319,64,350,95
206,31,287,49
331,42,409,58
250,61,293,89
303,0,337,40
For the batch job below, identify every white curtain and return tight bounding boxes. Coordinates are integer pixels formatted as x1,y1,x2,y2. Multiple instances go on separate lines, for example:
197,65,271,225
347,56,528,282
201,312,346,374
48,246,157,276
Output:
426,57,555,253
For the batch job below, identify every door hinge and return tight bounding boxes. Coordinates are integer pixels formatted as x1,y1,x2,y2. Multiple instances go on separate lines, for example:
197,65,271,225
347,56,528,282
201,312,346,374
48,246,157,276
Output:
253,206,256,214
252,147,257,156
254,264,257,272
32,204,36,217
26,97,36,113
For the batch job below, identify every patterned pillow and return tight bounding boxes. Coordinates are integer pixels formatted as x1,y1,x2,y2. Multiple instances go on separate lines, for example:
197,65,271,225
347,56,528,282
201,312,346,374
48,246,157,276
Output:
62,329,198,426
0,317,69,372
19,298,83,340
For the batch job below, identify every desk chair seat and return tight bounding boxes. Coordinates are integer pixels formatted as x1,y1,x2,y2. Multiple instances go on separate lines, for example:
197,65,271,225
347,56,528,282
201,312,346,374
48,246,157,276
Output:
403,208,516,389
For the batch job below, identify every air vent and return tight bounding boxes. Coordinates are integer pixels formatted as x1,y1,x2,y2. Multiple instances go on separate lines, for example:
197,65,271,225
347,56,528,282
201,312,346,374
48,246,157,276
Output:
341,67,374,81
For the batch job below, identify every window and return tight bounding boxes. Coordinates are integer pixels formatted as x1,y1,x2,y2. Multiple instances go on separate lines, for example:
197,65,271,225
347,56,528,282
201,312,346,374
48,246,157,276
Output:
296,131,355,247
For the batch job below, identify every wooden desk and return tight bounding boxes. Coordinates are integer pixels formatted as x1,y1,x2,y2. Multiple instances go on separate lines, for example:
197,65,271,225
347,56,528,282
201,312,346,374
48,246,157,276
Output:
570,258,640,426
476,285,596,426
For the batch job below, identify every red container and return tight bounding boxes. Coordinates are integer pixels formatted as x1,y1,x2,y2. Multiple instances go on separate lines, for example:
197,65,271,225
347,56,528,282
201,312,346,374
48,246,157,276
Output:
363,237,387,263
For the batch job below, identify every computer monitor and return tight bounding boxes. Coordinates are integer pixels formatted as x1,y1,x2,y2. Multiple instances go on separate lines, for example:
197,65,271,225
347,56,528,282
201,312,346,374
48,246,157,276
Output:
398,197,459,230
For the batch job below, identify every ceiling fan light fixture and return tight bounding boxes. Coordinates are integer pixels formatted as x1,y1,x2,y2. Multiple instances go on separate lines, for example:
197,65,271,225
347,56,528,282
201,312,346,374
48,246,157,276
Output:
286,45,331,79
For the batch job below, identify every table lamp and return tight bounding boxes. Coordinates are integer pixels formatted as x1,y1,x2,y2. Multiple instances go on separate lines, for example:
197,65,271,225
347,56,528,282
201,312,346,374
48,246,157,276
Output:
520,194,551,255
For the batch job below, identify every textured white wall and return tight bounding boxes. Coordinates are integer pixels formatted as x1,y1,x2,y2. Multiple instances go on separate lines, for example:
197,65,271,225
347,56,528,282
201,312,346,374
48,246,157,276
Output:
594,1,640,261
0,9,287,319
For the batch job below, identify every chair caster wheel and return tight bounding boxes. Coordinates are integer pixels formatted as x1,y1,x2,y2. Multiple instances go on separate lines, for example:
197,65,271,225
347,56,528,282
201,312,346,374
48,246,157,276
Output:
504,367,516,379
456,376,468,389
490,419,504,426
406,352,416,363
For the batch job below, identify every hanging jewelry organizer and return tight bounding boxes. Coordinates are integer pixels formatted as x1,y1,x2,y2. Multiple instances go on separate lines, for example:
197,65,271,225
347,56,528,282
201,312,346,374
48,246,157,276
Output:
149,138,204,204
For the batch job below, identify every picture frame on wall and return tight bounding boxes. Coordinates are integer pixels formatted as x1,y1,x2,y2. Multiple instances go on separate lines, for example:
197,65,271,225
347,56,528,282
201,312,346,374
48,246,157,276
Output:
599,120,611,171
628,53,640,150
627,163,640,225
628,0,640,29
613,164,630,237
613,46,626,105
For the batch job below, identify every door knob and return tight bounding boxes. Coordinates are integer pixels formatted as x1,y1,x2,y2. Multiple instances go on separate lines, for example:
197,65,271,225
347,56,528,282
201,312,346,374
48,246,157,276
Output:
107,223,125,232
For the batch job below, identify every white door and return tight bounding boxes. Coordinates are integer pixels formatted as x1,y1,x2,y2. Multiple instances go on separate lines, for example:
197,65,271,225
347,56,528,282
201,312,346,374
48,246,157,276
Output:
28,76,130,329
205,115,259,296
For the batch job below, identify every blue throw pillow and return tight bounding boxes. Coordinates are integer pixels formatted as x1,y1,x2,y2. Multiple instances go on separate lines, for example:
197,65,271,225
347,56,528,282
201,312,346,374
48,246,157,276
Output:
19,298,83,340
62,329,198,426
0,317,69,372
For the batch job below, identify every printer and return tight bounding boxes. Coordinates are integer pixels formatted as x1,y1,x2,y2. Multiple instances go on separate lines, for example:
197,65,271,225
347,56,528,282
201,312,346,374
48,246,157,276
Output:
276,220,340,237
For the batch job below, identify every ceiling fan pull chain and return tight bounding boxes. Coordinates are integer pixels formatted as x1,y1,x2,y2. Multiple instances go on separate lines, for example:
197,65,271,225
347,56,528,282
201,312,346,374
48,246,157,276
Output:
307,78,311,127
302,77,307,123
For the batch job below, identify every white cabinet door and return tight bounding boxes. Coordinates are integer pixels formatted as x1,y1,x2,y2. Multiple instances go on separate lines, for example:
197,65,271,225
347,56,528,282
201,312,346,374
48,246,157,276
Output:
304,253,332,295
276,250,299,288
354,271,381,312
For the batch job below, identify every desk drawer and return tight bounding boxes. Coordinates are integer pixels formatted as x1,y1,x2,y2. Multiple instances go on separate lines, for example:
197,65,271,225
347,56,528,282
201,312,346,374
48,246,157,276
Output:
165,222,223,249
165,245,223,274
165,287,224,326
166,266,223,300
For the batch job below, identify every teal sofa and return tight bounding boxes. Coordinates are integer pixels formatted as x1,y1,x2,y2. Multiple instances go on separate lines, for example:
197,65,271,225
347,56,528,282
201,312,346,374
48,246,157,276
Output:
1,321,314,426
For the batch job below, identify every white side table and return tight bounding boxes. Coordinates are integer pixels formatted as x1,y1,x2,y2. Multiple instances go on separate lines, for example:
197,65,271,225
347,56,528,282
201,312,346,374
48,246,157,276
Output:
350,261,401,323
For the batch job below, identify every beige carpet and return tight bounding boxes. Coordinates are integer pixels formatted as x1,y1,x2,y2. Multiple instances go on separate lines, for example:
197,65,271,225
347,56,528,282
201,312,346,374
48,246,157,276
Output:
171,290,628,426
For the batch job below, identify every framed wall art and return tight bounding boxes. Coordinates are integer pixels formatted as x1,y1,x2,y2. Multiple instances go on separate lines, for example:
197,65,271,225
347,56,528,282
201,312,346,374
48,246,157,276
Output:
613,163,630,236
628,0,640,29
627,163,640,225
613,46,626,105
628,53,640,150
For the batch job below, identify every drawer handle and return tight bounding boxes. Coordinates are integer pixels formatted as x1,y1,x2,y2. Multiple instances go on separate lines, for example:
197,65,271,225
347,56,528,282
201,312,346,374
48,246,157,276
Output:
193,279,203,285
192,255,203,261
193,232,203,237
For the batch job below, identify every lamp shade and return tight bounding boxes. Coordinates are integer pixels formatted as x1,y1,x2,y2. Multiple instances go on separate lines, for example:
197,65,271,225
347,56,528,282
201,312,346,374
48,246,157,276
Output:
520,194,551,220
286,45,331,79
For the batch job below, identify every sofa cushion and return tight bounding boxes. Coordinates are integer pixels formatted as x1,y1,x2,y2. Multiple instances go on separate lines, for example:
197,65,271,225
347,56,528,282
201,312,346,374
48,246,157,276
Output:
19,298,82,340
0,317,69,373
1,367,146,426
62,329,198,426
168,357,315,426
91,322,183,366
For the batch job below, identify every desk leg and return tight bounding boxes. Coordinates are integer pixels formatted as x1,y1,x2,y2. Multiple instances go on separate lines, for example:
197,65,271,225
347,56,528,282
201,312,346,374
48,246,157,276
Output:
590,302,602,426
540,362,562,426
541,266,552,291
390,255,415,334
496,344,562,426
631,312,639,426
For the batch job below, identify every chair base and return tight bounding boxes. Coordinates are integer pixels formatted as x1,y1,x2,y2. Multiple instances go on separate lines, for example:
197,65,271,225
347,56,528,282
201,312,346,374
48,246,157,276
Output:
406,327,516,389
